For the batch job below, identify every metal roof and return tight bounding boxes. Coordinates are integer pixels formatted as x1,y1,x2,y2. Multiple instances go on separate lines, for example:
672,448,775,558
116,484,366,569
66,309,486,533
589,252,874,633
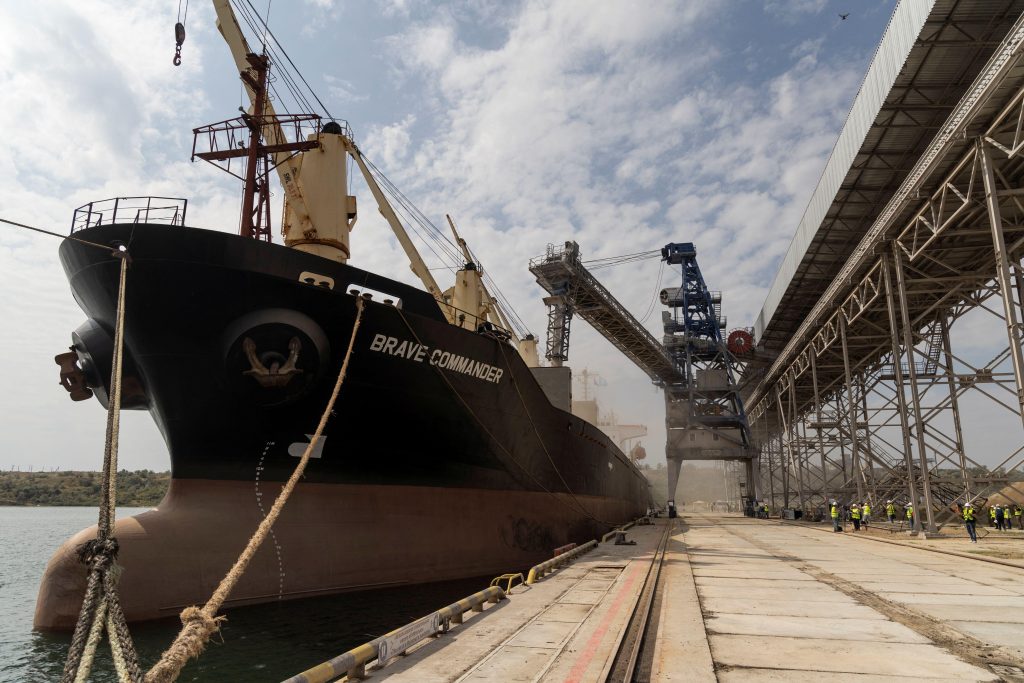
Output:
755,0,1024,351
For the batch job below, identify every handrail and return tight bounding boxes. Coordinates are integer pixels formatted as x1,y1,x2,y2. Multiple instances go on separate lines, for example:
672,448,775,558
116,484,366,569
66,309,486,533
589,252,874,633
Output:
525,540,597,584
490,573,525,593
282,585,506,683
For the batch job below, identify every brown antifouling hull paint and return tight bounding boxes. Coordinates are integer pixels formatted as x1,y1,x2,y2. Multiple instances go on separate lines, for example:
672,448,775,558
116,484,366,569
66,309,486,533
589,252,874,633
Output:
35,224,650,629
34,480,633,629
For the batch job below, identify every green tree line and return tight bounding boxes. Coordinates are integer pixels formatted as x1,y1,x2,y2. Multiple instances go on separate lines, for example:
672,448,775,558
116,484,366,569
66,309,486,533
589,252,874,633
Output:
0,470,169,506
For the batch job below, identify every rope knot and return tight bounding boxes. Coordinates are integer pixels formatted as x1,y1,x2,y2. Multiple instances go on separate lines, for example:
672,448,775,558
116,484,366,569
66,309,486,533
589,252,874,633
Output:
179,606,226,635
77,538,119,569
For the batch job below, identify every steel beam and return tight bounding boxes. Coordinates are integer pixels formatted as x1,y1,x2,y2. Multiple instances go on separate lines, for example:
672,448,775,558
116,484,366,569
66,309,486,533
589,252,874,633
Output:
892,243,937,533
980,140,1024,426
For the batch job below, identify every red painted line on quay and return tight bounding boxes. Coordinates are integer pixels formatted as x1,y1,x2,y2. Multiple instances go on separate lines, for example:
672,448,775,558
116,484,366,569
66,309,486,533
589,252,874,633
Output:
562,559,647,683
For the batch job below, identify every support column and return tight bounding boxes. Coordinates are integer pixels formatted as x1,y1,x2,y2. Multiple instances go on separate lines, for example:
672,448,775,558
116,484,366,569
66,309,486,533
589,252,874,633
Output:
776,388,794,509
940,315,971,497
980,141,1024,426
810,351,831,504
892,243,937,533
745,456,760,503
839,315,866,503
858,372,879,503
836,393,849,489
665,456,682,519
789,381,807,510
882,251,923,533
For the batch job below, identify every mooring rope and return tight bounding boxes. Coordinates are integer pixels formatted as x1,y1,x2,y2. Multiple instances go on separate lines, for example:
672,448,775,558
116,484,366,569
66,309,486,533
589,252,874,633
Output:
143,296,366,683
61,249,143,683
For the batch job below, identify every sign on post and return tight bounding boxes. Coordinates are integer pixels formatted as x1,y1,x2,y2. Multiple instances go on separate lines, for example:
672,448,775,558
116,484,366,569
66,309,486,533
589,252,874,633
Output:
377,612,441,665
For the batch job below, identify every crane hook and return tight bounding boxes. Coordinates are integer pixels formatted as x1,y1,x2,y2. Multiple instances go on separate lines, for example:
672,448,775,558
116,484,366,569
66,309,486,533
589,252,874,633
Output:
173,21,186,66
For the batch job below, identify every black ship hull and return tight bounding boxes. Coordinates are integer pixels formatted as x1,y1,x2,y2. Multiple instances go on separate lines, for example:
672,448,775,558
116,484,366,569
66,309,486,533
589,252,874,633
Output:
35,224,650,629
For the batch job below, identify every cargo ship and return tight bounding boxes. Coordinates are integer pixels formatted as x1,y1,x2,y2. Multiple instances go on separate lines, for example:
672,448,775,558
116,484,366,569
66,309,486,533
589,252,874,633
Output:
34,0,651,629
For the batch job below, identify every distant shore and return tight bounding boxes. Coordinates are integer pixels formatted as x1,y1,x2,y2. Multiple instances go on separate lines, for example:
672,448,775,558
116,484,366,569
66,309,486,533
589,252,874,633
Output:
0,470,169,506
0,465,721,508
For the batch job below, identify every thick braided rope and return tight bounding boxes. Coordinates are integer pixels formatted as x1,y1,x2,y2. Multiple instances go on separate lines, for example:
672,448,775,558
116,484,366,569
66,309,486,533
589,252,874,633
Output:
144,297,366,683
61,252,142,683
73,596,107,683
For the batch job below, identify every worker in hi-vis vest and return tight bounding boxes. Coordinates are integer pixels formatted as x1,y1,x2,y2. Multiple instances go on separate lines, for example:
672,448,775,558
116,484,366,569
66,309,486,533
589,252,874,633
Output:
963,503,978,543
905,504,914,529
862,501,871,527
851,504,862,531
830,501,840,532
886,501,895,524
1015,504,1023,530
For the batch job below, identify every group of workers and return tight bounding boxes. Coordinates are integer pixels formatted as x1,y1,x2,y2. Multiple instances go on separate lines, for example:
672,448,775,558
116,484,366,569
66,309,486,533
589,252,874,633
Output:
829,500,876,532
960,502,1023,543
769,498,1022,544
986,503,1022,531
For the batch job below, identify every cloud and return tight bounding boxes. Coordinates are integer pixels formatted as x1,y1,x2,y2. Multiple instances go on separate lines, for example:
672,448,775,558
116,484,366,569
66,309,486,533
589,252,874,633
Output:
323,74,370,104
766,0,828,21
361,0,865,462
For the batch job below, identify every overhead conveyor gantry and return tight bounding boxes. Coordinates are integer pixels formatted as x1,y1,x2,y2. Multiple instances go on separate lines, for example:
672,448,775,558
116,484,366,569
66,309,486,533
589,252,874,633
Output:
747,0,1024,533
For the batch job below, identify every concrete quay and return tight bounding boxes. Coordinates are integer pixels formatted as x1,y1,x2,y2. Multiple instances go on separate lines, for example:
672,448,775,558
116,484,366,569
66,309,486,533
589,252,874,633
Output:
352,514,1024,682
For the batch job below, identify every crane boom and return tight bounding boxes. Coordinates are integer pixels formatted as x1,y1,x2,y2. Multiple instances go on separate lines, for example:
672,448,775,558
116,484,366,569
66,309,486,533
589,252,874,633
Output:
349,147,453,323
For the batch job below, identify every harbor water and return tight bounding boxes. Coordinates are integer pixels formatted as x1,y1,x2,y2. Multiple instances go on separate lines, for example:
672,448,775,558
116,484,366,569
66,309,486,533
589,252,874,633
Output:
0,507,490,682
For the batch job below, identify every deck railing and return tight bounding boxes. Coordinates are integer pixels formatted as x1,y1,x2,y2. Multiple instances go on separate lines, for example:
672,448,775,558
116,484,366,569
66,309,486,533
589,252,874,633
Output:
71,197,188,233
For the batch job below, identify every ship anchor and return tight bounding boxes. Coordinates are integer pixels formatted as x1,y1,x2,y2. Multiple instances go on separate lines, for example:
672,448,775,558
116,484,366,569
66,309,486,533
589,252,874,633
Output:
242,336,304,388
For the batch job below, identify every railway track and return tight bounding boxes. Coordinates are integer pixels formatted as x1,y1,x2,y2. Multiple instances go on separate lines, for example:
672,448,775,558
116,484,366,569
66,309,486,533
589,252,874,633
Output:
604,519,673,682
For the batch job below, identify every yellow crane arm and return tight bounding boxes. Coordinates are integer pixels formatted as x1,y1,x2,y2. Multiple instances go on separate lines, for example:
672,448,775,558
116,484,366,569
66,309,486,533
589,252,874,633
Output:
349,145,453,323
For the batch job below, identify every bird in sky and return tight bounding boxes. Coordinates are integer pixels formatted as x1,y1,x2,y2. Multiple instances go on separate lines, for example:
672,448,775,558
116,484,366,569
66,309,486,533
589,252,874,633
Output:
839,13,850,20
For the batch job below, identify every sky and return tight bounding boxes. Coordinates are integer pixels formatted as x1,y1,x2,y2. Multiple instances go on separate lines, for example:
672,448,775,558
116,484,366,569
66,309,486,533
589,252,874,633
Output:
0,0,901,472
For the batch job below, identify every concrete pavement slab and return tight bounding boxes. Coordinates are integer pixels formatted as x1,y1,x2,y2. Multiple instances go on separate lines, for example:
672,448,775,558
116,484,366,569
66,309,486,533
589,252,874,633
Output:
916,604,1024,623
696,584,854,602
707,634,997,679
700,596,885,619
650,532,716,682
951,620,1024,656
851,581,1017,595
705,613,930,643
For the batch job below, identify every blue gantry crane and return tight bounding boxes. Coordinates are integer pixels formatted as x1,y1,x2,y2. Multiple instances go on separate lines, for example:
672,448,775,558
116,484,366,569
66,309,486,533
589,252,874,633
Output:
660,243,756,517
530,241,758,517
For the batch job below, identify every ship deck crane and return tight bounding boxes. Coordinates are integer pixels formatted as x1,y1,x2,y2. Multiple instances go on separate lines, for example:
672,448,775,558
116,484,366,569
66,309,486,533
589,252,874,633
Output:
201,0,455,323
529,241,758,517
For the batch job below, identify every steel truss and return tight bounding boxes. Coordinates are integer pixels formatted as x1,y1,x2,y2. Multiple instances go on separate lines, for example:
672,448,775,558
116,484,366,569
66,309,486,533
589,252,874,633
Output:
749,23,1024,532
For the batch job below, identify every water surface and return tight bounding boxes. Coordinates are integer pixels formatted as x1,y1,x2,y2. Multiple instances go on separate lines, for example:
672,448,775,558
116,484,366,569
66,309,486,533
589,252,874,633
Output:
0,507,490,682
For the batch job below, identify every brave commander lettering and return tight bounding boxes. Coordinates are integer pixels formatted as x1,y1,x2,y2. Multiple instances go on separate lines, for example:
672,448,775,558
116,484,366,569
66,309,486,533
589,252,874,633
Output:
369,333,505,384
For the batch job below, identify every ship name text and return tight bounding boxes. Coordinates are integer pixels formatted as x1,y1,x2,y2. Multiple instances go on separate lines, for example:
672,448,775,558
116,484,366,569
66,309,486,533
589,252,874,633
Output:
369,334,504,384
